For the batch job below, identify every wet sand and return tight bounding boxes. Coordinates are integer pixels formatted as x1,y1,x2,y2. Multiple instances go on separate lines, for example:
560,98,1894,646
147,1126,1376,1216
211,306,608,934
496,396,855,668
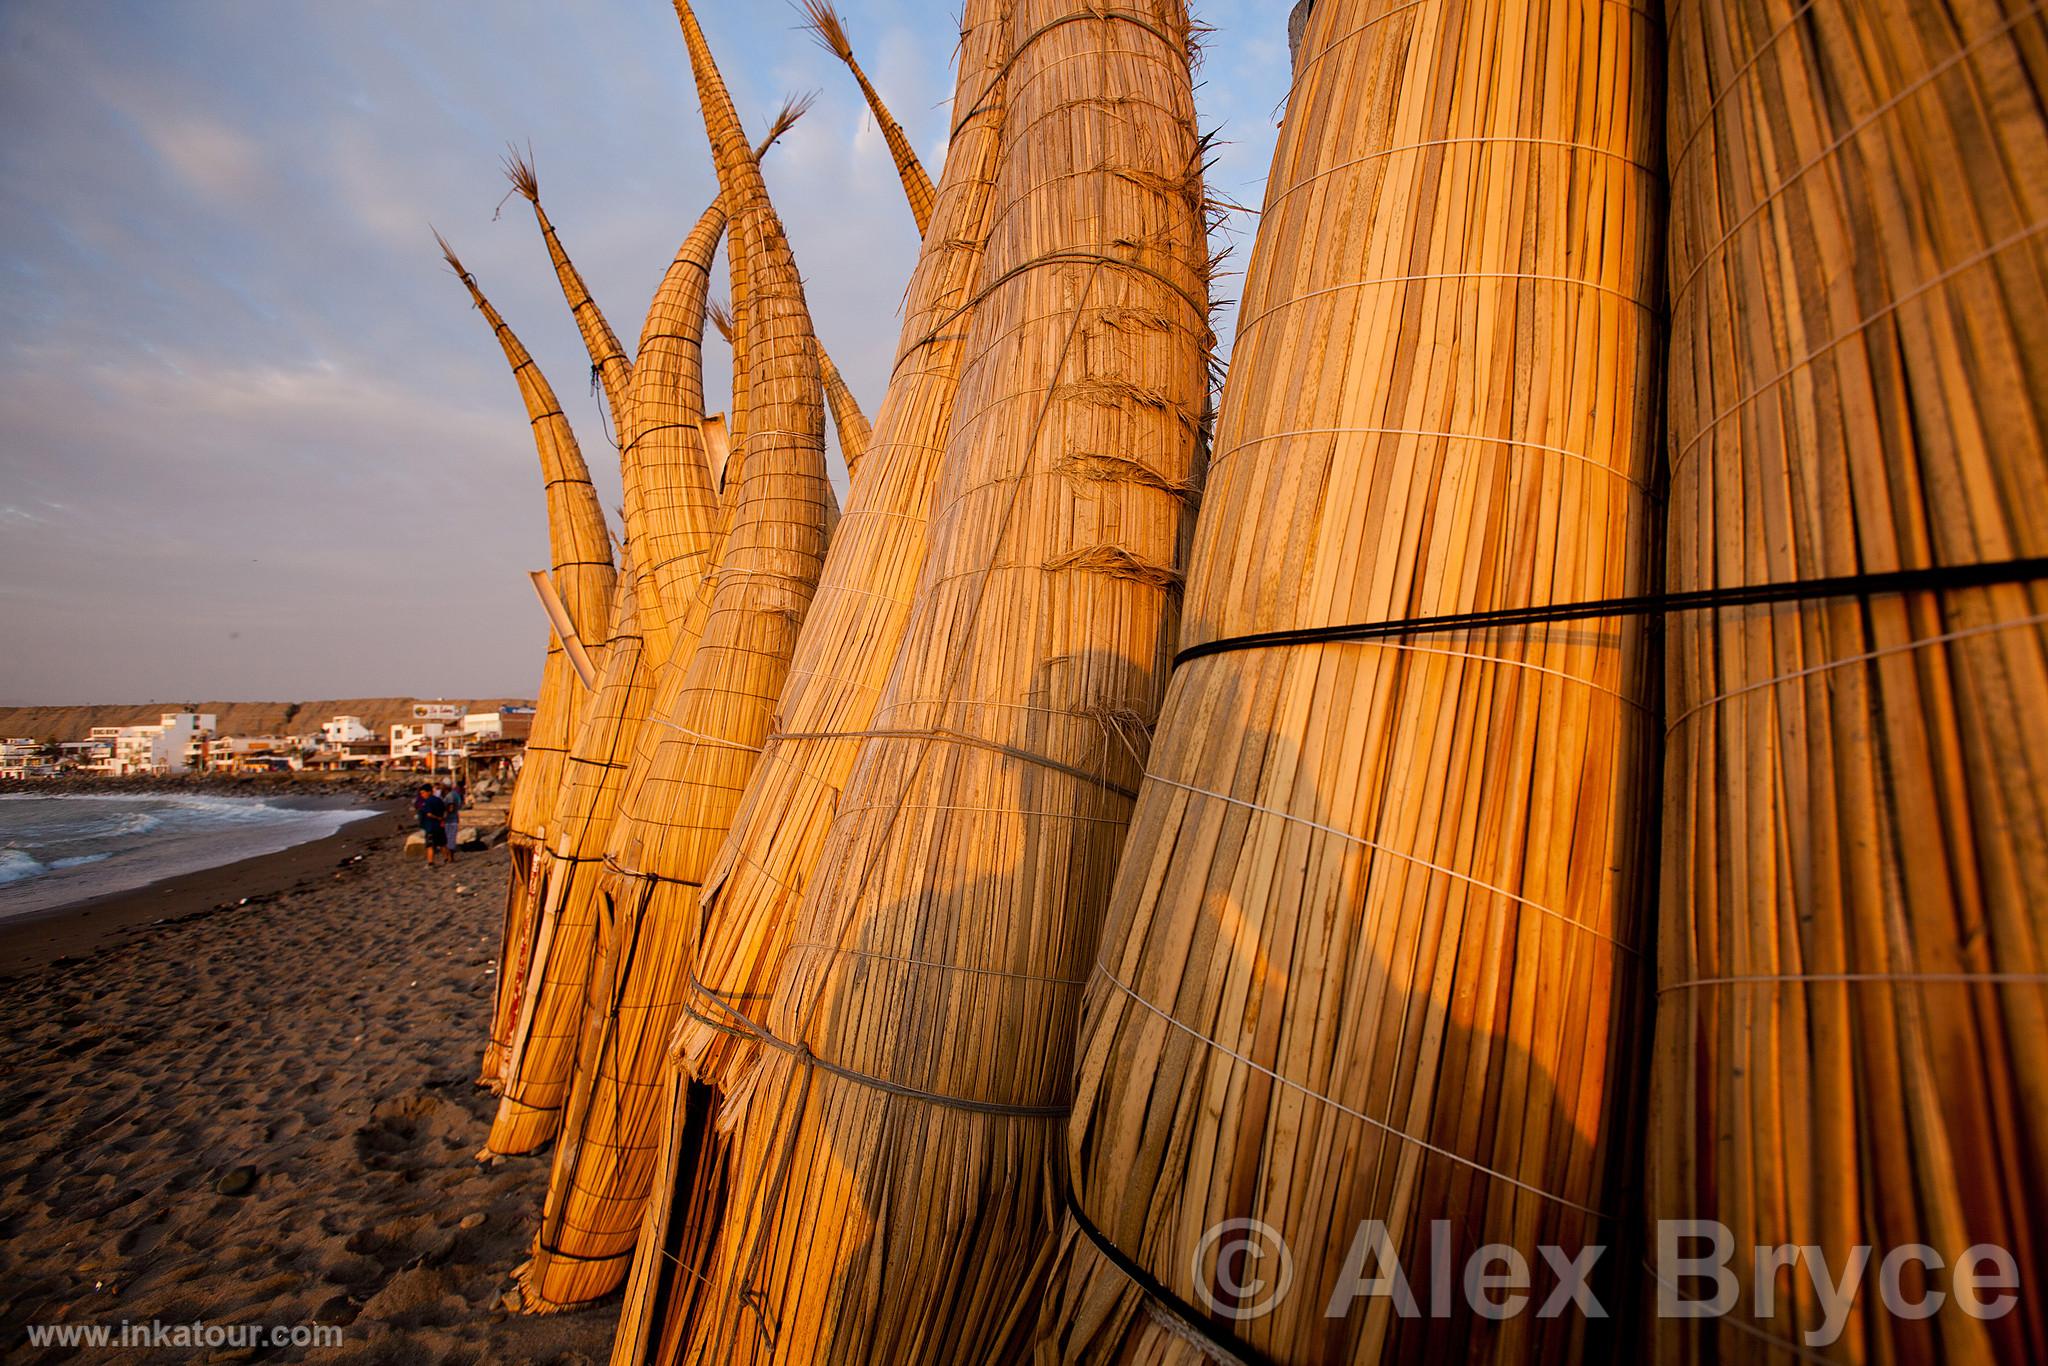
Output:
0,801,403,979
0,825,618,1363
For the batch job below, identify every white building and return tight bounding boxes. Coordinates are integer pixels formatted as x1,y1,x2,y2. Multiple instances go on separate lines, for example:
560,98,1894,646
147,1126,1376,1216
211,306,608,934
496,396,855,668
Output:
103,712,217,776
85,727,123,773
58,737,112,770
459,712,505,741
390,720,465,769
203,735,297,772
1,737,40,780
321,715,377,748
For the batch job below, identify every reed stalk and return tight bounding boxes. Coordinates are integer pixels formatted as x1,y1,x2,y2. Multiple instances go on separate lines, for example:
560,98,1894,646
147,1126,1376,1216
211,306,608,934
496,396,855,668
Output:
1651,4,2048,1360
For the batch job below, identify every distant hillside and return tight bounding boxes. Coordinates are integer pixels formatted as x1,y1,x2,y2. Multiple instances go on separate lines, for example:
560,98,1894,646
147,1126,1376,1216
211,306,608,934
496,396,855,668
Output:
0,699,534,743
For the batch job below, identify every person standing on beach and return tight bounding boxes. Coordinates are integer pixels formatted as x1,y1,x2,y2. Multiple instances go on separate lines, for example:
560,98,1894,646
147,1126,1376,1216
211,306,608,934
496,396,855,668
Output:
415,784,449,866
442,781,464,861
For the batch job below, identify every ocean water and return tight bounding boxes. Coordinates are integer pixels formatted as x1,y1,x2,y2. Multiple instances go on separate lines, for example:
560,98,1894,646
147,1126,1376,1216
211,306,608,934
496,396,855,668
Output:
0,792,377,920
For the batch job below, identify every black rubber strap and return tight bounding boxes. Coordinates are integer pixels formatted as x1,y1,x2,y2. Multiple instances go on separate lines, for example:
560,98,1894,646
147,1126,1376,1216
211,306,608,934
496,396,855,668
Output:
1175,555,2048,669
1066,1191,1273,1366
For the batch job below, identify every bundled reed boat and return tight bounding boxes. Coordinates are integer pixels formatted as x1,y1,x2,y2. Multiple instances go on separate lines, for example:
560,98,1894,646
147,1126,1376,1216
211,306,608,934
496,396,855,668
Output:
1034,0,1664,1359
518,191,728,1309
481,157,657,1155
438,239,616,1090
519,11,833,1311
628,2,1211,1359
610,2,1011,1357
487,557,656,1156
713,300,872,481
1652,4,2048,1361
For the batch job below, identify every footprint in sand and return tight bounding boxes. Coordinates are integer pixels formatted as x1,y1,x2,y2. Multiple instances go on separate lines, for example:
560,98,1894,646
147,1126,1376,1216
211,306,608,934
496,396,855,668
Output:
352,1091,466,1172
114,1209,169,1258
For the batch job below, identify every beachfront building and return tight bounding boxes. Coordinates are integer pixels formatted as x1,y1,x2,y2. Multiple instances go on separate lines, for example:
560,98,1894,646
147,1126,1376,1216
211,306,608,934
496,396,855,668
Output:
84,727,123,773
102,712,218,775
0,738,42,780
57,737,112,770
320,716,377,748
391,720,466,771
203,735,299,773
459,712,505,742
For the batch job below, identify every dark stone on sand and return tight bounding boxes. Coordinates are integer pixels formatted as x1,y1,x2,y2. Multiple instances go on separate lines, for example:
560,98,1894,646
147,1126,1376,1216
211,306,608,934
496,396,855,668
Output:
214,1163,260,1196
314,1293,362,1325
215,1163,259,1196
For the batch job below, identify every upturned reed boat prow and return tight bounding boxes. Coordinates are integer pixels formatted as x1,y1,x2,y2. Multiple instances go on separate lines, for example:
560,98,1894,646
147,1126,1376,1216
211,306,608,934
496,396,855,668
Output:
816,347,870,478
518,200,727,1312
623,2,1212,1360
438,234,617,1093
480,142,650,1122
1651,4,2048,1362
501,147,633,438
798,0,936,234
516,11,834,1314
1034,0,1664,1359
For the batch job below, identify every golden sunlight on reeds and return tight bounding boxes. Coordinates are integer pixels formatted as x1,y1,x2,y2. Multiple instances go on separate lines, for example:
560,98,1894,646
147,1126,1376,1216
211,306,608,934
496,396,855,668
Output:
428,1,2045,1359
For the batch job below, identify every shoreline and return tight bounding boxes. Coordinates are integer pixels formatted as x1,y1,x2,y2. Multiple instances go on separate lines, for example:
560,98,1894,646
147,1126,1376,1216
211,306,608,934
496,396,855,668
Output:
0,801,409,978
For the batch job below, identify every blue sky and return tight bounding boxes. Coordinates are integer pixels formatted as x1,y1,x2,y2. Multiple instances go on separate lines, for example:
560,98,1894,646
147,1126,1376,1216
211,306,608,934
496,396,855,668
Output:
0,2,1293,703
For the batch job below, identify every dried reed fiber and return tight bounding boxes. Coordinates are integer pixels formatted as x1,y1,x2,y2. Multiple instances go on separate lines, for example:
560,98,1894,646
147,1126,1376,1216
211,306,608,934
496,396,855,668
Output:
1651,4,2048,1362
439,236,617,1088
723,190,758,499
607,6,1014,1358
1034,0,1665,1360
648,3,1210,1359
799,0,937,234
817,346,871,477
711,299,870,481
516,201,726,1307
486,553,658,1156
518,6,835,1312
504,150,633,439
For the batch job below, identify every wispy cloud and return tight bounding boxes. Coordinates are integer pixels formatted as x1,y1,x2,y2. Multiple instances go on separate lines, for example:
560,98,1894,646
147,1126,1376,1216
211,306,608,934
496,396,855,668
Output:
0,1,1291,704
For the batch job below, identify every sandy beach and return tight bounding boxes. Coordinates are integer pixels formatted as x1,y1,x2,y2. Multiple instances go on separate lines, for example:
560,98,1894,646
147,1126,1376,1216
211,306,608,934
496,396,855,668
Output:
0,816,616,1363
